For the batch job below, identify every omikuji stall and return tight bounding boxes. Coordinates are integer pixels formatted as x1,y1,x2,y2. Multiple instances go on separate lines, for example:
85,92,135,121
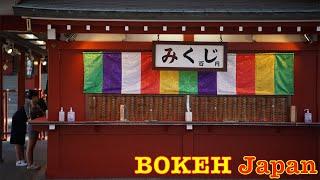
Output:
8,0,320,179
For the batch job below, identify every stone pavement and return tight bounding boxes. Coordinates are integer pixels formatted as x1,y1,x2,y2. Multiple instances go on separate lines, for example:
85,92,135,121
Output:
0,140,47,180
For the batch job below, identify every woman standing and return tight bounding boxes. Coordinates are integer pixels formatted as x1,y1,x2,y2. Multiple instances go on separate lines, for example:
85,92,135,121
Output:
10,106,28,166
26,97,44,170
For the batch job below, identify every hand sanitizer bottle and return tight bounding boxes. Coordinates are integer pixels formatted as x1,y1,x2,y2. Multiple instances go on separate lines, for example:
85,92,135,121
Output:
67,107,75,122
304,109,312,123
59,107,65,122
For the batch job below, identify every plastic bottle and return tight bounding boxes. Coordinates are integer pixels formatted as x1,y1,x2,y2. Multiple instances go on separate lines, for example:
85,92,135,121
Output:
59,107,65,122
304,109,312,123
67,107,75,122
45,110,48,119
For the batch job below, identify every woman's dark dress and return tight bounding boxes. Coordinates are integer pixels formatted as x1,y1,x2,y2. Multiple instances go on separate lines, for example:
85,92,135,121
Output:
10,107,28,145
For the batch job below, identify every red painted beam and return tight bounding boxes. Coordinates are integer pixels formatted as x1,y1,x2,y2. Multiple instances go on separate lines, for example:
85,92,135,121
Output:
0,16,26,31
0,16,319,34
52,41,318,52
29,19,320,34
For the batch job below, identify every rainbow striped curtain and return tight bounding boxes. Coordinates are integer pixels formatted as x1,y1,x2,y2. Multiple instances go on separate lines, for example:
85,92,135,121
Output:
83,52,294,95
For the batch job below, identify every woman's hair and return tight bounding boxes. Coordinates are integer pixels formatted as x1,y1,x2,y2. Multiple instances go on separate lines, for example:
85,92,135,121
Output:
31,97,39,107
27,90,39,100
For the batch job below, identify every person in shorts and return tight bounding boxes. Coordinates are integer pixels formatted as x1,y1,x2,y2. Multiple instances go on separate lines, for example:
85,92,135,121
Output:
10,106,28,167
26,97,44,170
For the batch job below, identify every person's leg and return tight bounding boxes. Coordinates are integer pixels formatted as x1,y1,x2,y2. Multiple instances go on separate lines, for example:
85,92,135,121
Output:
19,145,26,161
17,145,24,160
14,144,20,161
15,144,27,166
26,137,37,166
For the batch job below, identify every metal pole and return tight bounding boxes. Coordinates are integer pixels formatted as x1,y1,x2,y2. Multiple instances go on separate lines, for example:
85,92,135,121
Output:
3,90,8,140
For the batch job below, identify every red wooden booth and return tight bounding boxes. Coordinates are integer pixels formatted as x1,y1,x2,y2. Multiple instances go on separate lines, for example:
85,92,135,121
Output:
2,0,320,179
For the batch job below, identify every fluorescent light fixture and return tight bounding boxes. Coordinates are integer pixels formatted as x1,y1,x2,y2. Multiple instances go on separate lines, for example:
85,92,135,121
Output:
18,34,38,40
31,40,46,45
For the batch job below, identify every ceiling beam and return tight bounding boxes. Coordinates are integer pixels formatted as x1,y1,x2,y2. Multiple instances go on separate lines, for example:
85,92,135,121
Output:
0,32,47,56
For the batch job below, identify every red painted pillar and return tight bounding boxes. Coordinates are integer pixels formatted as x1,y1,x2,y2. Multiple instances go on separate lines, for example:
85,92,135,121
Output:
0,39,4,162
182,34,194,156
317,41,320,123
46,40,61,177
18,51,25,108
47,40,60,121
317,41,320,166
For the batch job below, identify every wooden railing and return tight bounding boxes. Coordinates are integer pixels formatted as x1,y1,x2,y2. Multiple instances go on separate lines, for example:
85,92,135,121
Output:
85,95,289,122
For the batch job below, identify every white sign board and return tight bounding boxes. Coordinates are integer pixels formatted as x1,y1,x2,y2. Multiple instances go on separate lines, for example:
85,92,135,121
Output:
153,42,227,71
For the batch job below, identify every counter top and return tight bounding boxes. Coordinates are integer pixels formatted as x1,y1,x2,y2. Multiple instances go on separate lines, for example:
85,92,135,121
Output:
30,117,320,127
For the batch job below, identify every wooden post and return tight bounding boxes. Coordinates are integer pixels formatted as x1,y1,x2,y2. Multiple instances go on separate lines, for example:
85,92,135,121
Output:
0,39,4,162
317,41,320,123
17,51,25,108
182,34,194,156
317,39,320,178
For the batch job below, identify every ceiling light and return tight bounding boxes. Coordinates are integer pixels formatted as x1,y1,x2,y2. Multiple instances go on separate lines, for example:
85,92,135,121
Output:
42,61,47,66
18,34,38,40
2,43,13,54
33,61,39,66
31,40,46,45
6,47,13,54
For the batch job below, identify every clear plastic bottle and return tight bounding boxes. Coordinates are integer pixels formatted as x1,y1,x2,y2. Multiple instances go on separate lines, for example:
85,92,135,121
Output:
67,107,75,122
59,107,65,122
